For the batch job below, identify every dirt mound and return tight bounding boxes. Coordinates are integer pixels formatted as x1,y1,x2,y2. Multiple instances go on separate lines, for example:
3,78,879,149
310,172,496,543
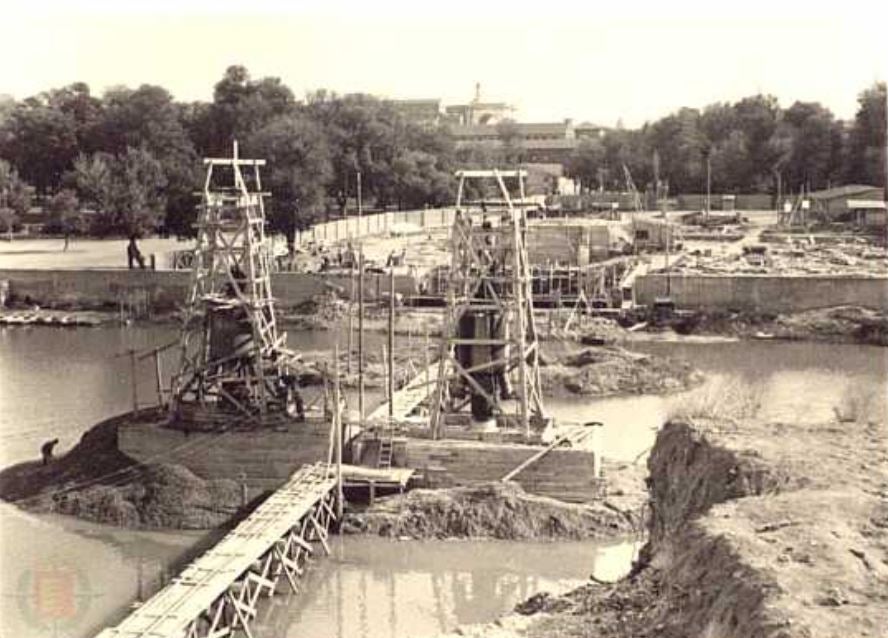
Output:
341,481,639,540
0,412,243,529
0,411,140,502
41,463,241,529
540,345,703,398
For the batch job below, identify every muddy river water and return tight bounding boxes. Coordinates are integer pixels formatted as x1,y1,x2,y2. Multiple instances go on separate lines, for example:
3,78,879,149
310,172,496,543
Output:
1,325,885,637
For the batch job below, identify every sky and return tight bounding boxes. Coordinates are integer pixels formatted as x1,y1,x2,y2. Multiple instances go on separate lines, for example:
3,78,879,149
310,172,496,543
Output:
3,0,887,127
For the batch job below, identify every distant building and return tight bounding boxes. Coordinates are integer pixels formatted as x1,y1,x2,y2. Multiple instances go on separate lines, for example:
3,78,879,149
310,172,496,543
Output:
574,121,606,140
390,85,607,167
444,83,513,125
807,185,884,215
388,99,443,126
847,199,887,227
449,119,587,163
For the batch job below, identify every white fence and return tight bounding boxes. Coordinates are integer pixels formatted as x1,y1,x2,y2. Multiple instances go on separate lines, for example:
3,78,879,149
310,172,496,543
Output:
294,208,457,246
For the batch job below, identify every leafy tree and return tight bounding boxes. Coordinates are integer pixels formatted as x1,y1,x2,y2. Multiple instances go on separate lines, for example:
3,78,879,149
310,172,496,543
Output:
0,99,78,193
844,82,886,188
94,85,200,236
44,83,104,153
207,66,295,155
391,149,453,209
496,119,523,166
780,101,843,191
80,147,166,236
71,153,113,212
45,188,80,234
246,114,333,251
306,92,404,210
566,138,606,192
111,147,167,236
0,159,32,216
0,158,32,236
648,108,707,193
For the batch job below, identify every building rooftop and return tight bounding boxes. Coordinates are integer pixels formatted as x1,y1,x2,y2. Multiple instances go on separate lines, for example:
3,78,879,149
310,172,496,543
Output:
808,184,882,199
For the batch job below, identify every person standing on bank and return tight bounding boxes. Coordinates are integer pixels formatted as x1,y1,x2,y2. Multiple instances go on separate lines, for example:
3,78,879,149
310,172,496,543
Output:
41,438,59,465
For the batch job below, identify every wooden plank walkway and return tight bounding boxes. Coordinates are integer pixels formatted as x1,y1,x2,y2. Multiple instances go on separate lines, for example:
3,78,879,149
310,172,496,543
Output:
95,462,339,638
368,360,445,425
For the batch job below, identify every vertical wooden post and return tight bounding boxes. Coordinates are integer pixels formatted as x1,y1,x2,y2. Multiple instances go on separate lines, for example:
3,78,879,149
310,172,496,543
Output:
154,350,163,407
347,262,354,375
129,349,138,413
388,266,395,421
334,344,344,521
424,326,430,413
381,345,389,405
358,249,365,425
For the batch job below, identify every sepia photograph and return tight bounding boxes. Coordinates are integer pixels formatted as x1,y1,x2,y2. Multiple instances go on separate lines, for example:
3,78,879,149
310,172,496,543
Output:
0,1,886,636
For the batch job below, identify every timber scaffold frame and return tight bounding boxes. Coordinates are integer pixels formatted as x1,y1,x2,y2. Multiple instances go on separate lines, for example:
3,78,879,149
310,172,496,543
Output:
430,169,547,440
95,463,339,638
170,142,297,425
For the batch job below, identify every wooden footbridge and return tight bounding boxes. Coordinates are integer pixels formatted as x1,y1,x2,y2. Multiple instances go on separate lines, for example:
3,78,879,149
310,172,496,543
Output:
95,463,339,638
367,360,446,425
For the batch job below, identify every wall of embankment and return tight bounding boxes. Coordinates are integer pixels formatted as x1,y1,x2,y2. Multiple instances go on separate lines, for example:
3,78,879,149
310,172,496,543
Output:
639,421,797,637
635,273,888,312
0,268,419,310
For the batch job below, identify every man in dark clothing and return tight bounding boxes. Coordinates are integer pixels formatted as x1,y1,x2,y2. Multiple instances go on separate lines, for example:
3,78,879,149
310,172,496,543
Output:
41,438,59,465
127,236,144,269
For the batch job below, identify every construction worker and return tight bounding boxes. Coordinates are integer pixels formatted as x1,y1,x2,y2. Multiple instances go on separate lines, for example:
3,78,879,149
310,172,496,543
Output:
41,438,59,466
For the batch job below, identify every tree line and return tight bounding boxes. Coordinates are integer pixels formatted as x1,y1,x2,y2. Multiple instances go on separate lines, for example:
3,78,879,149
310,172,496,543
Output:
0,66,459,242
565,85,886,201
0,65,884,240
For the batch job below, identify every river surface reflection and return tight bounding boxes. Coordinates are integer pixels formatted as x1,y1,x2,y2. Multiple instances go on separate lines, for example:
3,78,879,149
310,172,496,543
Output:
253,536,637,638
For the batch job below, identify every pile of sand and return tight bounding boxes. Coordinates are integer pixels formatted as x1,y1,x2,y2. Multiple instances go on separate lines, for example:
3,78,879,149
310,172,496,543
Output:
341,481,639,540
539,345,703,398
0,413,243,529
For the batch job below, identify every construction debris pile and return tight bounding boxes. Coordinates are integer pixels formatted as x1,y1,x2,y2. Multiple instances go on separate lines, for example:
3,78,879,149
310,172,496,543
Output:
665,239,888,276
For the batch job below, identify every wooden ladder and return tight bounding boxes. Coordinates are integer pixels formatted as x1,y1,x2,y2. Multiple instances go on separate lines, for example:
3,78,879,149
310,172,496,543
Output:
377,428,395,469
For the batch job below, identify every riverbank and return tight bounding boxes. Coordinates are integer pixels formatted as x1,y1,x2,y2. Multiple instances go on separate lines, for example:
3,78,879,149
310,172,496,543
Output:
447,403,888,637
670,305,888,346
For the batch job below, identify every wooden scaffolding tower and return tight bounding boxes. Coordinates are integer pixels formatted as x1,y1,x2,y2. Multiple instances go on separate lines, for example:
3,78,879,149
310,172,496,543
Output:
169,142,299,427
430,169,549,439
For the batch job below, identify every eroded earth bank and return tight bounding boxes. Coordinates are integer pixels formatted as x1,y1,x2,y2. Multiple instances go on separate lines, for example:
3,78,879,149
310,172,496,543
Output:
433,410,888,638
